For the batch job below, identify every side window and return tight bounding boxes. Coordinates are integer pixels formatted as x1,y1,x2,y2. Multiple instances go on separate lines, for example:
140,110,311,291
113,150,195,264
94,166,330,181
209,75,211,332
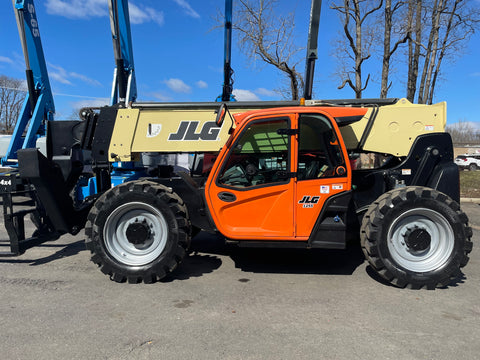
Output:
218,118,290,188
297,114,346,180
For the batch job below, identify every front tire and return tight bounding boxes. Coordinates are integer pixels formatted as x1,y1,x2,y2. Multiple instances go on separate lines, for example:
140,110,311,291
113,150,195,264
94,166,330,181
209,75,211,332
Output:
85,181,191,283
360,186,472,289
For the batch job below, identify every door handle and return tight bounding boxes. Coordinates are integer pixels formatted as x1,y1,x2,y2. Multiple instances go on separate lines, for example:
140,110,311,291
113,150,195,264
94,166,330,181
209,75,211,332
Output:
218,191,237,202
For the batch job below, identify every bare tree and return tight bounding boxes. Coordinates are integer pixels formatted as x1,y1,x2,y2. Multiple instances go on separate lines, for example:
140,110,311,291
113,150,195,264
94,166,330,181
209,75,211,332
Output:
417,0,445,104
330,0,478,103
331,0,383,99
406,0,479,104
405,0,423,102
380,0,409,98
233,0,304,100
446,119,480,145
0,75,27,134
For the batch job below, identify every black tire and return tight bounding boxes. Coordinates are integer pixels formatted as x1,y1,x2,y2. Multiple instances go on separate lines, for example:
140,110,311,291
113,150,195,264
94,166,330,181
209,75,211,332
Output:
469,163,478,171
360,186,472,289
85,180,191,283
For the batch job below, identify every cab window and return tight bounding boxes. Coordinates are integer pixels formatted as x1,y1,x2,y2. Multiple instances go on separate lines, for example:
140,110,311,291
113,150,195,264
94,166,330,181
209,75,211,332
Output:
297,114,346,180
218,118,290,188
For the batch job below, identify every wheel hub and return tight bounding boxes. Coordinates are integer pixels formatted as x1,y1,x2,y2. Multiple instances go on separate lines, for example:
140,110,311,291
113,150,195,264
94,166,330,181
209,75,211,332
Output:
103,201,169,266
126,219,151,245
403,226,431,254
387,208,455,273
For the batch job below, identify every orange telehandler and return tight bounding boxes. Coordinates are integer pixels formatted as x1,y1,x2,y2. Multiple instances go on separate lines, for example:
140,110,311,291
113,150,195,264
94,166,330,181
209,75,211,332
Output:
3,96,469,289
0,0,472,289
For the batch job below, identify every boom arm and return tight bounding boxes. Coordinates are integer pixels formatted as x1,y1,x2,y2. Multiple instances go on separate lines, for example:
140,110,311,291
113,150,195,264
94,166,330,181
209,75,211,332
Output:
109,0,137,106
217,0,235,102
303,0,322,100
2,0,55,165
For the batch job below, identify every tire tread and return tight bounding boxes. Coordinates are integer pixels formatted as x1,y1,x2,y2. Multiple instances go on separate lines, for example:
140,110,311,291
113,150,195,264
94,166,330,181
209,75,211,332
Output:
84,180,191,283
360,186,472,289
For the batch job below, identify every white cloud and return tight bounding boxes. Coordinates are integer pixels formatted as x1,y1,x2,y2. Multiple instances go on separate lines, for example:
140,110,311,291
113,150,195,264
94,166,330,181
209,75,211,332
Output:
150,92,173,102
0,56,13,64
233,89,260,101
45,0,107,19
70,72,102,87
49,64,73,85
70,98,109,109
164,78,191,93
45,0,164,26
172,0,200,18
129,4,164,26
196,80,208,89
48,63,101,87
255,88,277,97
471,72,480,77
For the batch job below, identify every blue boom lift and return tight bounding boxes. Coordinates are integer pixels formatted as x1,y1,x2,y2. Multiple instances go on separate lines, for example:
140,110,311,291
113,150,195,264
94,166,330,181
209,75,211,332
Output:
0,0,61,256
0,0,142,255
3,0,137,168
108,0,137,106
2,0,55,166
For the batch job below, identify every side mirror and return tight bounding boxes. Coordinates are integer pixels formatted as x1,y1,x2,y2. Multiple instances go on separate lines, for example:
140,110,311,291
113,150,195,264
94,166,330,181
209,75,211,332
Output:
215,103,227,127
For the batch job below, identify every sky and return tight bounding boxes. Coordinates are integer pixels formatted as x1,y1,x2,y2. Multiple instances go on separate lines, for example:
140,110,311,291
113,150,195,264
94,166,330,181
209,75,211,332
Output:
0,0,479,127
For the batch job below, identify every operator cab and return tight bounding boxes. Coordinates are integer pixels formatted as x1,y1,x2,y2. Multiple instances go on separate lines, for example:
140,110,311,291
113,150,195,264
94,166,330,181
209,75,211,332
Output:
205,107,354,242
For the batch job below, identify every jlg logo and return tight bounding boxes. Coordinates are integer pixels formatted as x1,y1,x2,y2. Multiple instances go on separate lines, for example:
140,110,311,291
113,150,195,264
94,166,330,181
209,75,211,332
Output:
298,195,320,208
168,121,221,141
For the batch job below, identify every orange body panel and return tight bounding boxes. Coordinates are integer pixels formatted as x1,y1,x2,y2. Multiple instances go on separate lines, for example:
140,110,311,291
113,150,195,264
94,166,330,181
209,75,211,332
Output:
207,183,295,239
205,106,366,241
295,178,350,238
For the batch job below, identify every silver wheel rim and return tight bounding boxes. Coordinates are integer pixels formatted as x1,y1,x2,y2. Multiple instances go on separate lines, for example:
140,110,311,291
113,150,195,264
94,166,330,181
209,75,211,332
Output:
104,202,168,266
387,208,454,272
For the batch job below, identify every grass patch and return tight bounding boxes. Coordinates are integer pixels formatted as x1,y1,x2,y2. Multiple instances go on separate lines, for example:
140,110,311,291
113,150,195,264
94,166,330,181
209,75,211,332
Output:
460,170,480,198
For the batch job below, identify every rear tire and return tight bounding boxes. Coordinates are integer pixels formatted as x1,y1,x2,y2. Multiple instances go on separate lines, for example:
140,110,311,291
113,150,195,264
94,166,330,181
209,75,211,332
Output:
360,186,472,289
85,180,191,283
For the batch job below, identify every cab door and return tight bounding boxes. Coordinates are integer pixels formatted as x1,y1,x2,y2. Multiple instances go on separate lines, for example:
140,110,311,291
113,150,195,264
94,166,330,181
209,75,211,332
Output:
294,113,351,238
205,115,295,240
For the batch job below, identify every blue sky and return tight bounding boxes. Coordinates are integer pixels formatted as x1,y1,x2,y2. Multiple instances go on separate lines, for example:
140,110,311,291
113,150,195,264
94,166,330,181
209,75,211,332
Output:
0,0,479,126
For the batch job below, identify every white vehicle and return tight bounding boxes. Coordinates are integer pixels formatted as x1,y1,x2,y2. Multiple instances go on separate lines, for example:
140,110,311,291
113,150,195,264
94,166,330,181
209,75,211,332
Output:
455,154,480,171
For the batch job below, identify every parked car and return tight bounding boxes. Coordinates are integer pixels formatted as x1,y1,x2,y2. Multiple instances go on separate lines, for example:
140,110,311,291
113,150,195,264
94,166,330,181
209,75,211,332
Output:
455,154,480,170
